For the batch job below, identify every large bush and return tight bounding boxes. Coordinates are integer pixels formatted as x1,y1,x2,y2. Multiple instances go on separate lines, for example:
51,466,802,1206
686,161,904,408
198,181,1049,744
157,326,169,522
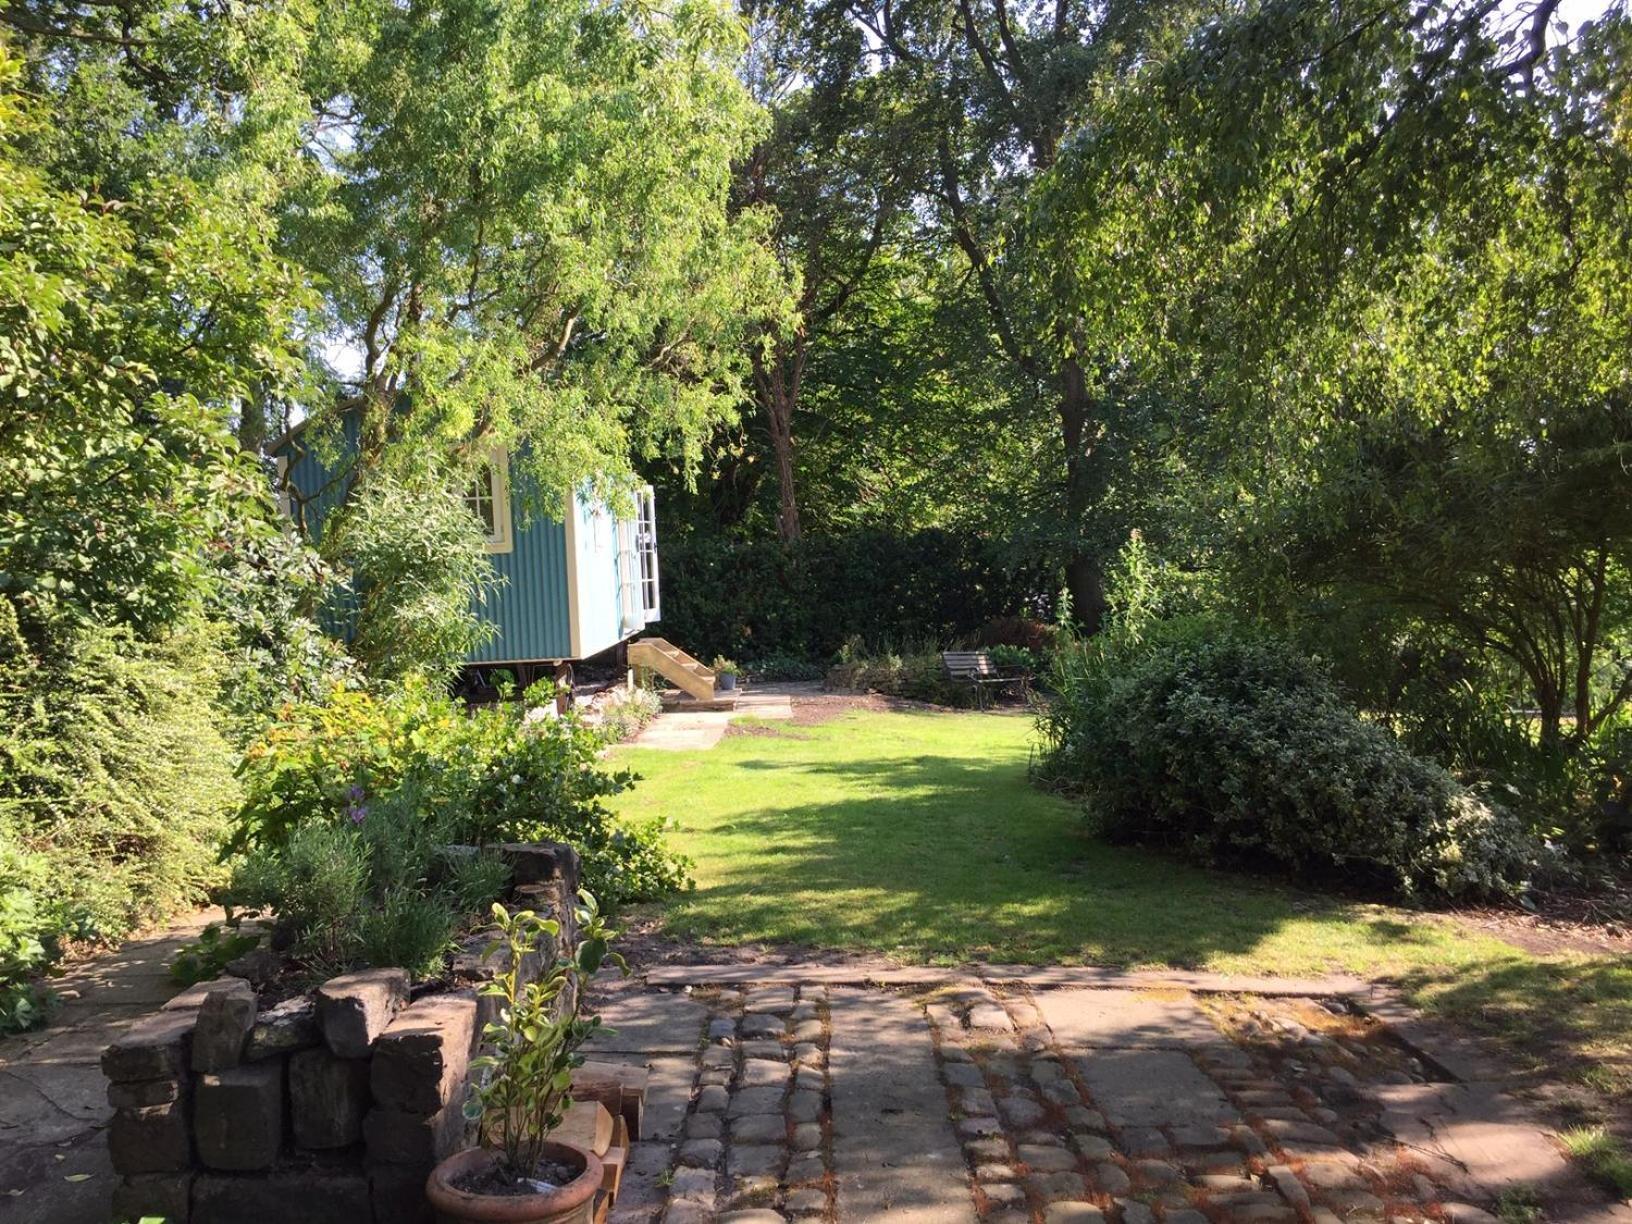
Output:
658,529,1057,662
0,600,239,1028
233,680,690,913
1037,623,1535,899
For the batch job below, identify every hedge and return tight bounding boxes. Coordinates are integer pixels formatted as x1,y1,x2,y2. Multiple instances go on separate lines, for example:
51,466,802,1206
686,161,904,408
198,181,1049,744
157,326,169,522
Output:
656,530,1057,663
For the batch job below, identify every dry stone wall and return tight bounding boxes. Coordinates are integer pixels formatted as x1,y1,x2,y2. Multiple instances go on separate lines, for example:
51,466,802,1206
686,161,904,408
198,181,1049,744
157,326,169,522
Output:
100,841,581,1224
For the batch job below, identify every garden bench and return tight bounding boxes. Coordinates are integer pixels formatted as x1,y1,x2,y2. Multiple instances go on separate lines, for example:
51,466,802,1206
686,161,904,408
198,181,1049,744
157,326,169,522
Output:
941,650,1030,708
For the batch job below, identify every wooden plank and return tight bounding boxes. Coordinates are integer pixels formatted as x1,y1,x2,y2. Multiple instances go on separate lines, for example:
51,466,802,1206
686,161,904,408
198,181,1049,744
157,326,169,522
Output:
556,1099,615,1157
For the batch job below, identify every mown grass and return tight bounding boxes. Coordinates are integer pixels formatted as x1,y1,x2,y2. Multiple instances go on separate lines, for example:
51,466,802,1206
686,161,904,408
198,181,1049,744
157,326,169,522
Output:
610,708,1628,1094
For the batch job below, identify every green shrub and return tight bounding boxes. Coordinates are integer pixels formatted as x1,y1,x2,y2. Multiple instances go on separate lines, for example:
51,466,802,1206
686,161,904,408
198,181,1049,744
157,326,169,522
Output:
233,678,690,910
986,644,1038,672
744,654,826,682
826,652,975,706
0,603,238,1021
1037,623,1535,899
597,686,662,744
358,887,459,980
326,474,499,683
232,822,371,973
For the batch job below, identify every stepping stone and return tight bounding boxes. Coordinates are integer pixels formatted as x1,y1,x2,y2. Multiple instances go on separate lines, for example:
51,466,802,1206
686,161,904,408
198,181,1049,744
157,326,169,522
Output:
828,987,976,1223
1075,1050,1237,1129
1037,989,1224,1050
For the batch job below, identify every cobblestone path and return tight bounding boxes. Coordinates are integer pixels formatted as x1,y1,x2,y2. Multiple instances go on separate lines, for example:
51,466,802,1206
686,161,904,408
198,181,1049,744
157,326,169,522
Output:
593,971,1629,1224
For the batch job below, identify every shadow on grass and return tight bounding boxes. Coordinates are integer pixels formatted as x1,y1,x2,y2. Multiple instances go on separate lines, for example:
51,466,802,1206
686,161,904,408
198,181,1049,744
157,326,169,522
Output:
1398,955,1632,1089
658,743,1375,969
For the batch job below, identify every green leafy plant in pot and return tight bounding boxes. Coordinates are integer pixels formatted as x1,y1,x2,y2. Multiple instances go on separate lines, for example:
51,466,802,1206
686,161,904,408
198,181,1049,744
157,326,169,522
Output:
711,655,740,692
426,892,625,1223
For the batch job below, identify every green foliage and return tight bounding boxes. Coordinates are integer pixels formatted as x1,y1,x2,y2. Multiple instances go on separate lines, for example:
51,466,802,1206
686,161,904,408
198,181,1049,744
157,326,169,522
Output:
826,653,975,708
358,887,459,982
709,656,740,677
596,687,663,745
466,893,627,1181
170,921,265,989
0,602,238,959
295,0,785,509
232,822,371,973
1560,1127,1632,1198
330,474,498,684
0,38,315,638
1038,623,1535,899
660,529,1057,663
233,679,690,908
744,655,826,683
985,645,1037,673
207,515,356,745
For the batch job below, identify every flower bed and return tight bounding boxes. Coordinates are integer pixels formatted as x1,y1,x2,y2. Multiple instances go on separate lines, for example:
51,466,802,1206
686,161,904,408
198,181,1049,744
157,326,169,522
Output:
102,842,580,1224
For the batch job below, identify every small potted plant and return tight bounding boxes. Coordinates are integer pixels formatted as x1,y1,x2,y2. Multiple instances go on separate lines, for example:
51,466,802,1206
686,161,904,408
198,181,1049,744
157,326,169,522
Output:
711,655,740,692
426,892,625,1224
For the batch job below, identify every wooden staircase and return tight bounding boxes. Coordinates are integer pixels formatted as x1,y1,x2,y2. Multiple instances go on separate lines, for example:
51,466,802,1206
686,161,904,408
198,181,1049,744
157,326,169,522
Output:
627,637,721,704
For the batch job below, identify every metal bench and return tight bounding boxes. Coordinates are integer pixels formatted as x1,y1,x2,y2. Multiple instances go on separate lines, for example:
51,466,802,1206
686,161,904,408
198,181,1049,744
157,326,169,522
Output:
941,650,1030,709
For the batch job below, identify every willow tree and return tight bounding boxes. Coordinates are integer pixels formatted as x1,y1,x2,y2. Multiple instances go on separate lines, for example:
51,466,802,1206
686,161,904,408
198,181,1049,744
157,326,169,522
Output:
1034,0,1632,750
291,0,787,512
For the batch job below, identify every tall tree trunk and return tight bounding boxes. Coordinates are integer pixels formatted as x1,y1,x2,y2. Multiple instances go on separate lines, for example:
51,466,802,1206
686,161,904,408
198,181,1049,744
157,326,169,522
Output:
1058,356,1106,633
751,344,804,542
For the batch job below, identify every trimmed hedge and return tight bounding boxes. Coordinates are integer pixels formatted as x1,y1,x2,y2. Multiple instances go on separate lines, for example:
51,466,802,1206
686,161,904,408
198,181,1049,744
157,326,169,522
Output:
657,530,1056,663
1037,624,1535,899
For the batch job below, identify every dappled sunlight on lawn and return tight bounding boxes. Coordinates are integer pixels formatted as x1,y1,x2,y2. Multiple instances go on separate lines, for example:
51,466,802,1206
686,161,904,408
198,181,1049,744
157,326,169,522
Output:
609,709,1535,976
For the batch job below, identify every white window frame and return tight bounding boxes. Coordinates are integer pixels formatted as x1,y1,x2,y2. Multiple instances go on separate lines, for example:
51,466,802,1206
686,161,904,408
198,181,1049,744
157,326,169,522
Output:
465,449,514,554
637,486,660,623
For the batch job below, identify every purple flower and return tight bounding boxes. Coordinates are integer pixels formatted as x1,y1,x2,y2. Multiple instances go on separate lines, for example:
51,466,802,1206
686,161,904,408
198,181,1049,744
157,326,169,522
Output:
347,783,366,802
347,804,367,825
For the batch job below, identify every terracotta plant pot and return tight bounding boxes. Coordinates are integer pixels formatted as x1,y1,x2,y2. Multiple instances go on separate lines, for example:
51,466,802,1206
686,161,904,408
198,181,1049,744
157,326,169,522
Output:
426,1143,603,1224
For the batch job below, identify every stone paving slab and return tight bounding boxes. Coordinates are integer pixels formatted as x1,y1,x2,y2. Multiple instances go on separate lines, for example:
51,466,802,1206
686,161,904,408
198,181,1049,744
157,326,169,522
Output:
0,909,217,1224
828,987,976,1223
1036,988,1227,1050
589,990,710,1055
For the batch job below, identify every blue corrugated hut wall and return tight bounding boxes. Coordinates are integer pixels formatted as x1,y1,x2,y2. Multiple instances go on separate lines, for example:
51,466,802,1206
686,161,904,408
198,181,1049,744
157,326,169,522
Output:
272,423,577,663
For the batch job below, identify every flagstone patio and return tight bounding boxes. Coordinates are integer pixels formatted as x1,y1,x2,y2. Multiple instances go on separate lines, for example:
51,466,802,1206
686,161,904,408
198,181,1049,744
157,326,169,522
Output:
589,966,1632,1224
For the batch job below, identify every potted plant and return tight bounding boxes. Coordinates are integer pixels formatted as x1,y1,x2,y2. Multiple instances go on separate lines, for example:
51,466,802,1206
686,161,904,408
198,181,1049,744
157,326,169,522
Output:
711,655,740,692
427,892,625,1223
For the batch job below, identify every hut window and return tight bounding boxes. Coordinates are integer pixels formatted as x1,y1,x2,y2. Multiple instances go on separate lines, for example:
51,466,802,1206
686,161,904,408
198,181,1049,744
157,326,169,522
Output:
464,451,513,553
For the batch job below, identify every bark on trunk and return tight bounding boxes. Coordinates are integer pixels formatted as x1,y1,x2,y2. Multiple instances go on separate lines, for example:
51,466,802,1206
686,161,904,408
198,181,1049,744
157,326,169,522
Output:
751,346,804,543
1058,356,1106,634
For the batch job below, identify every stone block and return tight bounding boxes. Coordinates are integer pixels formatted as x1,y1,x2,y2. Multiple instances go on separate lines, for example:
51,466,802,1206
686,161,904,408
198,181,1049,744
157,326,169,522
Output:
498,840,580,888
109,1102,191,1174
244,995,319,1062
362,1098,470,1165
317,968,409,1058
107,1076,181,1110
102,1008,198,1082
289,1047,371,1149
370,991,476,1113
111,1171,193,1223
162,976,251,1012
192,982,260,1072
195,1060,284,1171
369,1162,436,1224
192,1170,371,1224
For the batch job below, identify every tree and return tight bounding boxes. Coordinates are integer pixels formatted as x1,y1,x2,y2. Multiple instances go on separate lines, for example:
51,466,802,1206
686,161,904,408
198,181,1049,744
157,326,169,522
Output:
1033,0,1632,750
833,0,1191,630
735,0,917,540
288,0,786,524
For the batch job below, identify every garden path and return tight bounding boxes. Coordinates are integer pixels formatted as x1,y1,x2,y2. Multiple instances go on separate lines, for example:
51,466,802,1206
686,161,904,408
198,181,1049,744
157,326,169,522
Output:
0,909,218,1224
590,965,1632,1224
632,687,797,751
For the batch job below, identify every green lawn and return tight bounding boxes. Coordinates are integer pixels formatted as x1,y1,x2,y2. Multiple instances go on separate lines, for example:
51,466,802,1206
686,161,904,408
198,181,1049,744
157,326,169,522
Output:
610,708,1630,1097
